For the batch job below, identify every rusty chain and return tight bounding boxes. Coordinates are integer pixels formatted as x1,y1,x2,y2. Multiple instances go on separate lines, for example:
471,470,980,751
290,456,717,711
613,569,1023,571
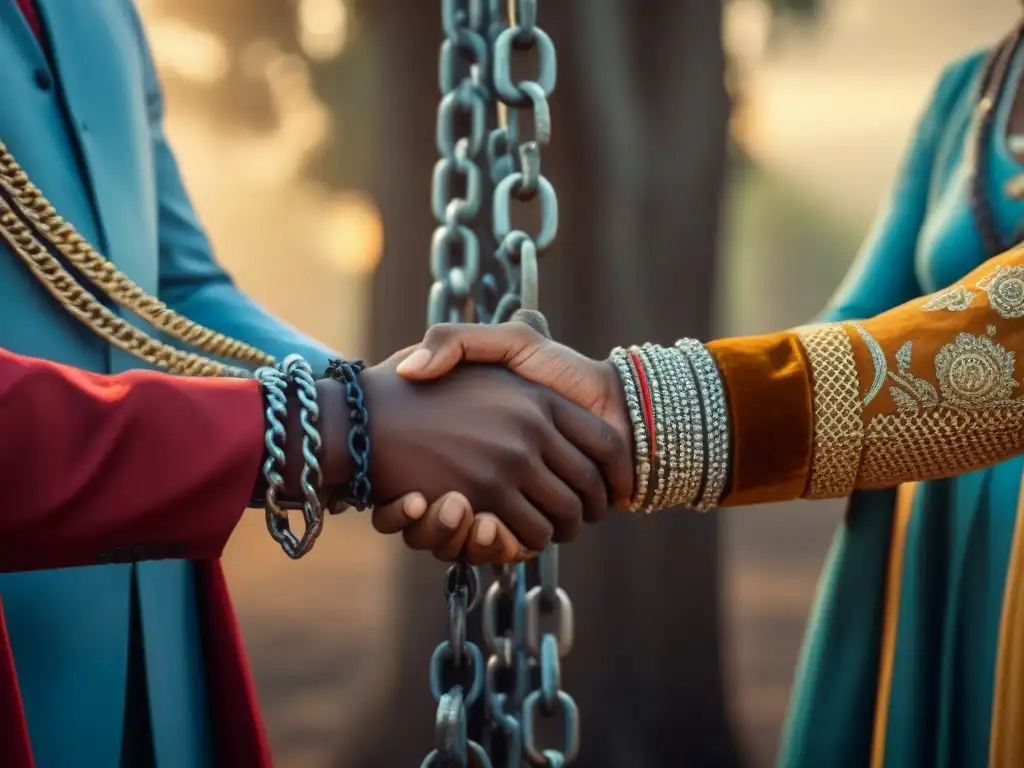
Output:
421,1,576,766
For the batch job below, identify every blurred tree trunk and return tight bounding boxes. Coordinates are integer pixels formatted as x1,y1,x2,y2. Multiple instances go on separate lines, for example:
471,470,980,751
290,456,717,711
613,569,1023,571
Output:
352,1,740,766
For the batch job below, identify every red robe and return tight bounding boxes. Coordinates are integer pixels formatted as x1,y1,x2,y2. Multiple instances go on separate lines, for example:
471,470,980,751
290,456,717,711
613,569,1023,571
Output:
0,347,273,766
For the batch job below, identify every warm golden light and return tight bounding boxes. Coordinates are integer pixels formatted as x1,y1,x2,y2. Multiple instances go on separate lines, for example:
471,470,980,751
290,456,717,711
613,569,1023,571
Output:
317,191,385,275
145,19,229,85
723,0,772,67
234,42,333,184
297,0,350,61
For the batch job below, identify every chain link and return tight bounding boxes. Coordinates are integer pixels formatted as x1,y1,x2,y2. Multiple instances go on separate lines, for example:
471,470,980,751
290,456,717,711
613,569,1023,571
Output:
424,2,576,766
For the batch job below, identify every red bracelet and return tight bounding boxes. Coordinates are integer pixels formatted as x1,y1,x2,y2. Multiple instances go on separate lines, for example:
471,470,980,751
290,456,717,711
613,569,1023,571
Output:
629,349,656,461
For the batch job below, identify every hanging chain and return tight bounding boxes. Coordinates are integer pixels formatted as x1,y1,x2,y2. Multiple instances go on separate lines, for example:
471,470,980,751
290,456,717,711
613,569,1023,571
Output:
423,2,576,767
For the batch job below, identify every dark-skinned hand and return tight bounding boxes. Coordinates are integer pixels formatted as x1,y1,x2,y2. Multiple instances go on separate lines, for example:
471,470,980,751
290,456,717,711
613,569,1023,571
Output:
305,352,631,562
396,317,631,474
388,315,635,555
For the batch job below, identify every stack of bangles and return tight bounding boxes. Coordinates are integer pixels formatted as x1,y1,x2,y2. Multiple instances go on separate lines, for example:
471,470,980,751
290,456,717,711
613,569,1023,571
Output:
249,355,371,560
609,341,731,513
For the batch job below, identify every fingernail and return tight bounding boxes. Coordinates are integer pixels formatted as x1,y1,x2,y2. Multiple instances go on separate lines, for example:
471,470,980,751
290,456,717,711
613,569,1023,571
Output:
475,518,497,546
404,495,427,520
515,547,537,563
397,348,432,375
438,497,464,529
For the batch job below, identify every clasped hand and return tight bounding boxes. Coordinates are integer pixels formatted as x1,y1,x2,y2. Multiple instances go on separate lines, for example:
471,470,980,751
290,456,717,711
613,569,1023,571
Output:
362,319,632,564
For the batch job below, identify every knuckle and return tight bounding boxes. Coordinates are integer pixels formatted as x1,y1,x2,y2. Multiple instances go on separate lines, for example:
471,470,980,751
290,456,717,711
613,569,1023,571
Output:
561,490,584,522
552,516,582,544
422,323,452,348
521,519,553,552
501,443,533,475
469,471,502,502
370,511,391,534
511,320,542,345
580,460,604,496
599,419,626,456
523,406,549,436
402,527,430,551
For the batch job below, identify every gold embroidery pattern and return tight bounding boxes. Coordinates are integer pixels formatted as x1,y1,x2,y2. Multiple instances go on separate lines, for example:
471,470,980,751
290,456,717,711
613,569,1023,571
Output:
858,329,1024,488
859,407,1024,488
851,322,886,406
979,265,1024,318
934,332,1016,407
922,284,976,312
796,324,863,499
887,341,939,410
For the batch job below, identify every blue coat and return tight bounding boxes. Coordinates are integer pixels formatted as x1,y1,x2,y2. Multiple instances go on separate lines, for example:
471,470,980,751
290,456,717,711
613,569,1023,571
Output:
0,1,334,765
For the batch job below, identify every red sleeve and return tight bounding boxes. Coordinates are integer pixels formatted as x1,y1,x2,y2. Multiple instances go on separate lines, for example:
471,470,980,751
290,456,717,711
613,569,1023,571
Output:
0,347,264,572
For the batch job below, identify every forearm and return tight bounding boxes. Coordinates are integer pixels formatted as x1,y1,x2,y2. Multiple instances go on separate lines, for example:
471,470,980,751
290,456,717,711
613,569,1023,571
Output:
621,245,1024,510
0,349,264,571
163,279,337,376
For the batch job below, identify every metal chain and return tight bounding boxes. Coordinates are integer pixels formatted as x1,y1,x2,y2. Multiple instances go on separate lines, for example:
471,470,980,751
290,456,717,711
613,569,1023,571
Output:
424,2,576,766
423,2,496,764
0,142,274,374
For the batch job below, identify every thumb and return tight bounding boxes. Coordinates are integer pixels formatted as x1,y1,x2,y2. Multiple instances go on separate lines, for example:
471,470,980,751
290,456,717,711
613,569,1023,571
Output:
396,321,543,380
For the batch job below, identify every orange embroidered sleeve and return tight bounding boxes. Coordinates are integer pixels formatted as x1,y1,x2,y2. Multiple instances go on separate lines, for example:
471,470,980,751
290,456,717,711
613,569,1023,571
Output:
709,244,1024,506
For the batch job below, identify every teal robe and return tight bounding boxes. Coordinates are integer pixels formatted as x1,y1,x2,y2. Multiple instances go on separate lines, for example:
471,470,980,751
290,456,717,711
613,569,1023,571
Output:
779,45,1024,767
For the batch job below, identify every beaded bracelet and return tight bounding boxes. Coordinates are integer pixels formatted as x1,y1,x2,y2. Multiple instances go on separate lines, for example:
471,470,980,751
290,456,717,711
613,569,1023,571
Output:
608,347,651,512
609,341,731,513
253,354,327,559
676,340,730,511
324,359,372,512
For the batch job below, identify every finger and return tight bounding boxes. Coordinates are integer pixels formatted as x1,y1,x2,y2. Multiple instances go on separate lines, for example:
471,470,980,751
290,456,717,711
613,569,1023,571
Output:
371,492,428,534
463,513,523,564
542,430,609,525
381,344,420,366
509,308,551,338
522,459,584,544
403,492,474,556
549,396,633,505
396,321,543,380
488,490,554,553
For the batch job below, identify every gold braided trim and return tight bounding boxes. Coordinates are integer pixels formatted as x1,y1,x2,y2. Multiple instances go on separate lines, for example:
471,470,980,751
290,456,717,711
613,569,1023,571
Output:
858,405,1024,489
0,140,274,376
795,323,864,498
0,198,248,377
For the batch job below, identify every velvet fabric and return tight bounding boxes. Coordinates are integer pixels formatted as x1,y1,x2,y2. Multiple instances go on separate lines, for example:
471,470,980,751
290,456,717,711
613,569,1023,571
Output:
708,332,814,506
0,347,272,766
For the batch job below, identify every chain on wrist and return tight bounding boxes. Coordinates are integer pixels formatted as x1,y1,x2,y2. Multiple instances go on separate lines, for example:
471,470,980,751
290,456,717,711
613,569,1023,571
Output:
609,341,732,513
253,354,327,559
323,359,371,511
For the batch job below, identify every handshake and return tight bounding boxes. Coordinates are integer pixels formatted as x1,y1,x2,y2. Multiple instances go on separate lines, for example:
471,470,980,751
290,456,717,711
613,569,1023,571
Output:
309,317,634,565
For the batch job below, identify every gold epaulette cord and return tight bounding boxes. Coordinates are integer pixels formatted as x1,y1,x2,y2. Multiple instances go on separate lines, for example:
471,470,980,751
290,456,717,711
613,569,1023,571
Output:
0,140,275,378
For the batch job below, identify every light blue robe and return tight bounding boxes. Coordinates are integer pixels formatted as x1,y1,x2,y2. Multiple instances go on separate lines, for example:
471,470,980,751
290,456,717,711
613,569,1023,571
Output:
0,2,335,765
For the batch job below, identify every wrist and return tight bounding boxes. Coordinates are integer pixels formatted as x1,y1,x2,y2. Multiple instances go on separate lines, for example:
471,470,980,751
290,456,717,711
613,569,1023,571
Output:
597,358,631,448
311,376,353,489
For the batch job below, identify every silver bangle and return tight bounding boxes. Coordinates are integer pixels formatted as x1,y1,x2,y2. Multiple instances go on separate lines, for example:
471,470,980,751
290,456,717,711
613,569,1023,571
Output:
616,342,730,513
609,347,651,511
633,345,669,511
667,343,704,509
676,339,730,511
